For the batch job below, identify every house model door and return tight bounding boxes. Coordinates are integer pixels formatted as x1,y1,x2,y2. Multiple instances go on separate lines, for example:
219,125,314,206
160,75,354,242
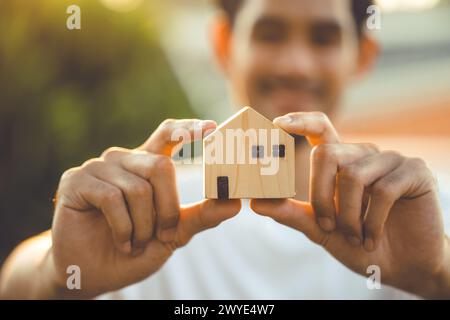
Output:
217,176,229,200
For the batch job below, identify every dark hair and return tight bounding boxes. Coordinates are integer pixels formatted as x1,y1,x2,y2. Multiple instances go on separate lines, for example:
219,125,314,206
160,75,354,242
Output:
215,0,374,36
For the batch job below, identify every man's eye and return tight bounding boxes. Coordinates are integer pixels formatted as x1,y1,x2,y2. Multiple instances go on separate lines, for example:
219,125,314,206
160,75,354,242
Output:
255,29,285,43
311,30,341,46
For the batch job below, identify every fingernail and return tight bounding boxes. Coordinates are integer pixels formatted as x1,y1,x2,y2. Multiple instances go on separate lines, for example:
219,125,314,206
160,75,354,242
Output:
364,238,375,252
318,217,335,232
121,241,132,254
347,235,361,247
275,116,292,124
158,227,176,243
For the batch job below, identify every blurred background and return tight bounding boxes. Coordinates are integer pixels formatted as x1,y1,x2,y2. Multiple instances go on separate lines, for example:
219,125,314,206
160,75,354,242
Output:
0,0,449,264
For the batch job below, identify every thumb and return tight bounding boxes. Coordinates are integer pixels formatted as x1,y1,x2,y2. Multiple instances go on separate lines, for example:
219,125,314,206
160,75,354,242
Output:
139,119,217,156
273,112,340,147
250,199,325,244
175,199,242,246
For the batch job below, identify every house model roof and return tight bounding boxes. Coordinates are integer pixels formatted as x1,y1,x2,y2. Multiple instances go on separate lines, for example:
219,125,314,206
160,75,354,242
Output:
205,106,293,140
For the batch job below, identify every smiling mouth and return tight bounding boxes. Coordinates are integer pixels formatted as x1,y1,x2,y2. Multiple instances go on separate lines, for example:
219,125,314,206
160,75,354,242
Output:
257,77,322,95
252,78,325,115
263,87,319,107
254,86,321,116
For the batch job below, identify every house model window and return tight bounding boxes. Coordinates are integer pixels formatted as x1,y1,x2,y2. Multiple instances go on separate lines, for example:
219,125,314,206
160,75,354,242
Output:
252,145,264,158
272,144,286,158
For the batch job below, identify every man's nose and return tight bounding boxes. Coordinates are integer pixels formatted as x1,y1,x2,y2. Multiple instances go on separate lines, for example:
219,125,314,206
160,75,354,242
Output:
274,41,318,79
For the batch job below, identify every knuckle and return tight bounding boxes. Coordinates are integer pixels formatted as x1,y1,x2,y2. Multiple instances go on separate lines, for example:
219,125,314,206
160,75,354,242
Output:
339,166,364,185
131,180,152,198
101,147,117,158
60,167,81,182
102,186,123,204
372,181,395,200
362,143,380,154
424,170,438,188
383,150,403,159
134,152,155,172
407,157,427,170
312,144,337,163
101,146,126,160
407,157,437,188
152,154,174,173
82,158,103,170
58,167,83,193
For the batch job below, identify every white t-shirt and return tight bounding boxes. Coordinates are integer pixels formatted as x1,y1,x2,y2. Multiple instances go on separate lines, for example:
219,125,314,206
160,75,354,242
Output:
100,164,450,300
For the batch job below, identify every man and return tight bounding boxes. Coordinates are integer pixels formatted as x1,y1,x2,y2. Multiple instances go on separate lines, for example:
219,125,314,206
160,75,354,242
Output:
1,0,450,299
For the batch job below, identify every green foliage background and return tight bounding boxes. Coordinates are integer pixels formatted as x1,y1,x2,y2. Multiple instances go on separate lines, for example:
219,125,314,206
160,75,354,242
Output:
0,0,196,263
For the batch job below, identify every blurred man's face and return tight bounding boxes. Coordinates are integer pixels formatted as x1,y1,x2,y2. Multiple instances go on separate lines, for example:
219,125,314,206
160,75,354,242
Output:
222,0,362,120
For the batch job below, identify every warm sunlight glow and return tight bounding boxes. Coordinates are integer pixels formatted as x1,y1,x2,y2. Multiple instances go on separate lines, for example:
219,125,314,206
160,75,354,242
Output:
100,0,143,12
377,0,441,12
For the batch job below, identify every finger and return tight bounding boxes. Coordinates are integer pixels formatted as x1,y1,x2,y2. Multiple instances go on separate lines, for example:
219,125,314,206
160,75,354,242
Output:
83,159,155,252
274,112,340,146
61,171,133,255
364,157,434,252
140,119,217,156
120,152,180,243
310,143,379,232
250,199,326,245
336,151,404,249
174,199,242,246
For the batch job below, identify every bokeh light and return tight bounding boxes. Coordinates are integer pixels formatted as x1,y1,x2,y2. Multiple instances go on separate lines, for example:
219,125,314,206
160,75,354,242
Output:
377,0,441,12
100,0,144,12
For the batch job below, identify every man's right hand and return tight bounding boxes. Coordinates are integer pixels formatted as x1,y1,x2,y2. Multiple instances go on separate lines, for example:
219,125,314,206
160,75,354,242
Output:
50,119,241,298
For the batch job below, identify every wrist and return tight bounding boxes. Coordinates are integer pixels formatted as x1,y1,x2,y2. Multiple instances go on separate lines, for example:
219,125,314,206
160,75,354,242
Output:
432,236,450,299
42,248,98,300
418,236,450,299
34,247,67,299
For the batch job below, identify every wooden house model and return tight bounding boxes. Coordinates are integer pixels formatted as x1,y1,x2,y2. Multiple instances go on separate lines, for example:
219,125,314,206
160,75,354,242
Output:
203,107,295,199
